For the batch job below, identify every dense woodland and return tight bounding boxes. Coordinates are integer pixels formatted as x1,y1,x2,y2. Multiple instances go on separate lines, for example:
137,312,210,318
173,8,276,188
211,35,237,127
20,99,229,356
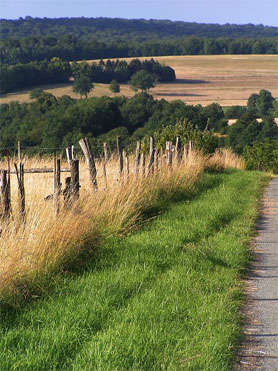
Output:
1,35,277,65
0,18,277,65
1,89,277,170
0,58,176,94
1,17,277,40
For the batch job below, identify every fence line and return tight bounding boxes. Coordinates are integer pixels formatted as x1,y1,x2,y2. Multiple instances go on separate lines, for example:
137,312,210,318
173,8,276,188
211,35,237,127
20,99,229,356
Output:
0,136,194,222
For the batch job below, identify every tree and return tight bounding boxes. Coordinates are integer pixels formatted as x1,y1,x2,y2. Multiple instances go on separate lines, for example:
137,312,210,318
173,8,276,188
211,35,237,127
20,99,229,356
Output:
129,70,155,92
109,79,120,93
256,89,275,116
72,76,93,99
247,93,259,116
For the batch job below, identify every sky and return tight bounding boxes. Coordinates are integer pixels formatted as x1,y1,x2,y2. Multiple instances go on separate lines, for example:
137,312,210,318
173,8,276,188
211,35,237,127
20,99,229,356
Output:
1,0,278,27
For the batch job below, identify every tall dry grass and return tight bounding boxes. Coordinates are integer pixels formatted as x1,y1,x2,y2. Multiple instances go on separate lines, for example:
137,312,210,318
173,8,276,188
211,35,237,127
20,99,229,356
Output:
0,149,242,306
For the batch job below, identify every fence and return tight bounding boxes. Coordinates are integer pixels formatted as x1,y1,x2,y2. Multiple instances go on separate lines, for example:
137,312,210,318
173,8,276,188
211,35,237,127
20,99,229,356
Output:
0,137,194,222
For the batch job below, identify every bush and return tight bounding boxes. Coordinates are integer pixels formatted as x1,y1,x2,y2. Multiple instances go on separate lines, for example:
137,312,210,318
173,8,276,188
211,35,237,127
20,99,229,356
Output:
243,139,278,172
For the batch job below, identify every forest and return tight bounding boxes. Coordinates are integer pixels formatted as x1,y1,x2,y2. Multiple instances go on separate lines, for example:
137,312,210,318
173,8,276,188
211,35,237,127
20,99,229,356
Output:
1,35,277,65
0,58,176,94
0,18,277,65
1,17,277,40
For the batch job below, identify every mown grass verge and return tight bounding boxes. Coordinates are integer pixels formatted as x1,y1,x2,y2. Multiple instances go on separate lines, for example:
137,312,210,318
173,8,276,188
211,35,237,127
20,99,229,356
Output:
0,170,267,370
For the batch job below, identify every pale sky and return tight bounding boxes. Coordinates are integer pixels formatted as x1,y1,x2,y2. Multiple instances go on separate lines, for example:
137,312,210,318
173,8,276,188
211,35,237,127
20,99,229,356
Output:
1,0,278,27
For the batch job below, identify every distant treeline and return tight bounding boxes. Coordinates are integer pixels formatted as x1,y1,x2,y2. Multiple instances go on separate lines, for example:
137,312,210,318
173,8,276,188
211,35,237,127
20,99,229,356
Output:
1,17,277,40
1,35,277,65
0,58,176,95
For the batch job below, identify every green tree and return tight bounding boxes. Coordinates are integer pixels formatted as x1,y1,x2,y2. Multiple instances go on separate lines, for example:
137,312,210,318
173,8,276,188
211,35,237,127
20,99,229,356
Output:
109,79,120,93
256,89,275,116
129,70,155,92
72,76,93,99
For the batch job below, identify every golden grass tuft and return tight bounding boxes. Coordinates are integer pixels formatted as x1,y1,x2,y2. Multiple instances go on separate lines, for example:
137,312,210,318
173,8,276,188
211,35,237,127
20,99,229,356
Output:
207,148,245,171
0,150,240,305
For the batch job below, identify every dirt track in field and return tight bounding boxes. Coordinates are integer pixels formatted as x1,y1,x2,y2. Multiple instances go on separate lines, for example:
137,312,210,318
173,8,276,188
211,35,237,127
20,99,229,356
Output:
1,55,277,106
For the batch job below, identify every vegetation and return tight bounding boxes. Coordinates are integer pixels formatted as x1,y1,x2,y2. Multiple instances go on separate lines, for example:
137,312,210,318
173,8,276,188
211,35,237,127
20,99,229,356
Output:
243,139,278,172
1,89,277,160
109,79,120,94
0,57,175,94
0,168,266,370
72,75,93,99
129,70,155,92
0,18,277,65
2,17,277,40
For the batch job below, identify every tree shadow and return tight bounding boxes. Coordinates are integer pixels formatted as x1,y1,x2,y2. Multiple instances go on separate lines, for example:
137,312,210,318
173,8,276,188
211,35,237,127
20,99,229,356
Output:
175,78,210,84
155,92,205,97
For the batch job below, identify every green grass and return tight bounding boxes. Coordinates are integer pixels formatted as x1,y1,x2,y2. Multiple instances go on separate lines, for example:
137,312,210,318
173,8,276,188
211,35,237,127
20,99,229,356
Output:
0,170,266,370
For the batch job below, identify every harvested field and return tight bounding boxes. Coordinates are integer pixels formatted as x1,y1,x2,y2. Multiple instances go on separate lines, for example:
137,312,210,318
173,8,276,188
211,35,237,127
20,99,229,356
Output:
1,55,277,106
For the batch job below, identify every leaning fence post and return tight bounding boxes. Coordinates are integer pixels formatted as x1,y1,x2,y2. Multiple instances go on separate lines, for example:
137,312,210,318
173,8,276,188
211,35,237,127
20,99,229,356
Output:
14,162,25,221
147,136,155,175
79,138,98,192
0,170,10,220
117,136,123,176
53,157,61,217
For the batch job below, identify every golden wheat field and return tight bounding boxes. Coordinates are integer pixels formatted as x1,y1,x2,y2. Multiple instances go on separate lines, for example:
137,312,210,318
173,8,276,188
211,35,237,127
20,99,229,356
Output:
1,55,277,106
0,149,244,303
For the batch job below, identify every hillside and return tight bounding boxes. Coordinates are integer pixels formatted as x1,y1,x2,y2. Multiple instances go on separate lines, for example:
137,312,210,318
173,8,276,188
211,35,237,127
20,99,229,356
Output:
1,17,277,40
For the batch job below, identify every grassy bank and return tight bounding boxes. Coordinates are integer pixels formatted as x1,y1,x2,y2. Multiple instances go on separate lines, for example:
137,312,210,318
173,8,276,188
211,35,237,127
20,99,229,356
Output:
0,170,266,370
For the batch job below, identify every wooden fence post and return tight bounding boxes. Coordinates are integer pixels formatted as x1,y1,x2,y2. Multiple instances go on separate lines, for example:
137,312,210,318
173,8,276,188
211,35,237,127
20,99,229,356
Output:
14,162,25,220
66,147,73,167
117,136,123,176
79,138,98,192
103,142,109,163
175,136,182,163
166,141,173,168
147,136,155,175
53,157,61,217
184,143,189,158
6,149,12,214
154,148,159,170
141,153,146,177
123,150,129,179
0,170,10,220
135,141,141,174
70,159,79,204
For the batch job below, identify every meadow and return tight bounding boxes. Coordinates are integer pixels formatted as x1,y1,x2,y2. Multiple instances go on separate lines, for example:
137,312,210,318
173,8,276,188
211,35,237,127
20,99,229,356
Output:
1,55,277,106
0,162,266,370
0,149,243,304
